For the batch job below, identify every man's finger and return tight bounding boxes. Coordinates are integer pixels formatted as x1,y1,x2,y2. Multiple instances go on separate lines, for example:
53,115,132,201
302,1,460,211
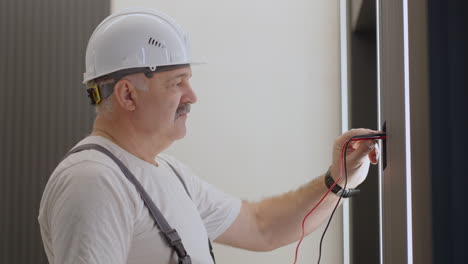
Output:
347,140,375,164
369,143,380,164
336,129,381,147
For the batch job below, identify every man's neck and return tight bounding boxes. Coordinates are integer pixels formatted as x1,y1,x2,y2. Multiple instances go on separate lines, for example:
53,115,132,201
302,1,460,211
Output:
91,115,171,167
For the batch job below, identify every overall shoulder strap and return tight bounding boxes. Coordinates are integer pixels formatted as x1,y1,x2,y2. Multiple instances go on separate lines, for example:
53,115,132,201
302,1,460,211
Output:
64,143,192,264
158,156,216,264
158,156,192,199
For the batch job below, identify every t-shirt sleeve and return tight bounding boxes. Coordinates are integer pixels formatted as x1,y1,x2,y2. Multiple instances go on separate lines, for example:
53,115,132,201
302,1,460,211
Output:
159,155,241,240
46,161,136,264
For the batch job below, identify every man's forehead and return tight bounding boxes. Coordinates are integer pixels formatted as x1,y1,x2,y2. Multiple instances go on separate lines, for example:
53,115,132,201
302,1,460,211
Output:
159,66,192,80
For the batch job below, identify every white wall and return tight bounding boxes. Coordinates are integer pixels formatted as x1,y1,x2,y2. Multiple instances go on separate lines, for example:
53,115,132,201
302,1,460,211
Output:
112,0,343,263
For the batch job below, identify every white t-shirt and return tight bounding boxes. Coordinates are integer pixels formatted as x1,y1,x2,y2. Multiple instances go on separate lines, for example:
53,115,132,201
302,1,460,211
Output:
38,136,241,264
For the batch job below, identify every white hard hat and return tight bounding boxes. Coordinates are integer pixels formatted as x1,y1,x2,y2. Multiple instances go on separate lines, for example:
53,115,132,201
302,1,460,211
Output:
83,7,201,84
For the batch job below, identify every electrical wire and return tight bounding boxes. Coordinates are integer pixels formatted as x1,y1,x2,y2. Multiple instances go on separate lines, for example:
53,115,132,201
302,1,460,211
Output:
292,133,386,264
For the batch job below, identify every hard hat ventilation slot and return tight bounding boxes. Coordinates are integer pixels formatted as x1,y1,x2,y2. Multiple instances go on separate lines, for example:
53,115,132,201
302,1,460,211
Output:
148,37,165,48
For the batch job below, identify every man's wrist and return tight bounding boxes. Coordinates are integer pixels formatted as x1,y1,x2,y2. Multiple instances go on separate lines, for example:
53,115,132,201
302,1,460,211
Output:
324,168,360,198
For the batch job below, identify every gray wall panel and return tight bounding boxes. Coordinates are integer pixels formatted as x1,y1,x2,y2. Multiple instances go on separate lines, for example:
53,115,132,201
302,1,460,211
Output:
349,20,379,264
0,0,110,263
407,0,432,263
377,0,409,263
377,0,432,263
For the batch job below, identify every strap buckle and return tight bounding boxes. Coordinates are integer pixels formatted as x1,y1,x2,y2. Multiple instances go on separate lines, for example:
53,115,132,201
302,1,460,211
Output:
165,229,183,247
178,255,192,264
164,229,191,263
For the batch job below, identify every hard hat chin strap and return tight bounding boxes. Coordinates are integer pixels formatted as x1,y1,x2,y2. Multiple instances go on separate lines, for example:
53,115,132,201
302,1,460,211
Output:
86,64,190,105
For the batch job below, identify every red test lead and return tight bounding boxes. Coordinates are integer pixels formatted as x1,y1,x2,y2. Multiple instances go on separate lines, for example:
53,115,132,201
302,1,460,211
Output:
292,133,386,264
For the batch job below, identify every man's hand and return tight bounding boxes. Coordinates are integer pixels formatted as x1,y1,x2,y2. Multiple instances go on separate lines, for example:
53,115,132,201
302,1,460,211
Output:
216,128,383,251
330,128,381,189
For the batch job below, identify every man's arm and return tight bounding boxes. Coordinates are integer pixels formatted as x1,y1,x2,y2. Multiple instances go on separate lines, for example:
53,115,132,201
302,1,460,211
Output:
215,129,380,251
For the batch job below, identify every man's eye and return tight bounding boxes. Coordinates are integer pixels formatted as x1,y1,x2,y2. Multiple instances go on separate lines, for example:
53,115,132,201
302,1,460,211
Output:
172,80,182,87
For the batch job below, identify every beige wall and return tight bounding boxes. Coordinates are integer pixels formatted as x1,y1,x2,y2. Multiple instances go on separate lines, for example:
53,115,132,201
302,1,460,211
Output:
112,0,343,263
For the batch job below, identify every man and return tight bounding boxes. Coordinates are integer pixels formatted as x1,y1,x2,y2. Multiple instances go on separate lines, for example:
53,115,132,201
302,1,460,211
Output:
38,8,380,264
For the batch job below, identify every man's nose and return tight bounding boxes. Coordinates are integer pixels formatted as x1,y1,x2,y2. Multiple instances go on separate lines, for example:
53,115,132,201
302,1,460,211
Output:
185,84,197,104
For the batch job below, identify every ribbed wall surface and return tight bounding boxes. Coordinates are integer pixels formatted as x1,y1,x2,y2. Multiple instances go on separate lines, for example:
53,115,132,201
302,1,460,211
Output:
0,1,109,263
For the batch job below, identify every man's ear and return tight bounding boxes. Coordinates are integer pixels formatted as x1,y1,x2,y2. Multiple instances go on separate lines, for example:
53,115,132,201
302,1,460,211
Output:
113,79,137,111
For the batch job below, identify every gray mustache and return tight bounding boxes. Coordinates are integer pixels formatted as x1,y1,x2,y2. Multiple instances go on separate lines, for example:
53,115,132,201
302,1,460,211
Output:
176,103,191,117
